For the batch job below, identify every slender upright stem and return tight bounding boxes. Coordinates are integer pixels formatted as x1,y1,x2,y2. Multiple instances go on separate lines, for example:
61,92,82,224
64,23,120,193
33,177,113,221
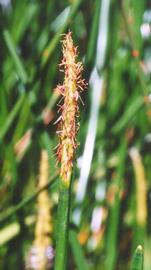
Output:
54,183,70,270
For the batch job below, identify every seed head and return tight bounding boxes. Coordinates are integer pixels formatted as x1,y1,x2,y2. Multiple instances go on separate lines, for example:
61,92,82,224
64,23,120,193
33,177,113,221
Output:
26,151,54,270
55,31,87,187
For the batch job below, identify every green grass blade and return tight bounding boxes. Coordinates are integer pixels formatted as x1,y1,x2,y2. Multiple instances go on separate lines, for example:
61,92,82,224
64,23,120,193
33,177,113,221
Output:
69,229,88,270
112,96,143,133
0,173,58,224
105,139,127,270
41,0,84,66
0,94,25,143
3,30,28,84
130,245,144,270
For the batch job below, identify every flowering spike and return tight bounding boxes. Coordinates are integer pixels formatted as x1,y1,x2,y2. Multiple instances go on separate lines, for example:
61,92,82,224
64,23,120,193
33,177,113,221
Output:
55,31,87,187
26,150,54,270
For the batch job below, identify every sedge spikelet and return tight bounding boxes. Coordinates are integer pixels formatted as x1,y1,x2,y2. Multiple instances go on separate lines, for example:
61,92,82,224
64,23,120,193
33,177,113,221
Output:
54,32,87,270
129,147,147,226
26,150,54,270
55,31,87,187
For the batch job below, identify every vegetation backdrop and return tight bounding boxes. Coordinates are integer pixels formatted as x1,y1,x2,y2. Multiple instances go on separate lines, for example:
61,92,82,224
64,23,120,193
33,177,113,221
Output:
0,0,151,269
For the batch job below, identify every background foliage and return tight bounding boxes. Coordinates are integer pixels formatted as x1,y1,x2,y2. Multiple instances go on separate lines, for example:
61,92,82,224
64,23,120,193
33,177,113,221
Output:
0,0,151,269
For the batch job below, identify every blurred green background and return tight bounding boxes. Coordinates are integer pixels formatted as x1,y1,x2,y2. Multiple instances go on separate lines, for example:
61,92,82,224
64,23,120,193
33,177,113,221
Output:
0,0,151,269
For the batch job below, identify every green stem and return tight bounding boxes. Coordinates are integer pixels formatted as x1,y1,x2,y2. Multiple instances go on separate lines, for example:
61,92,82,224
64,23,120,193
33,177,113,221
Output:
54,182,71,270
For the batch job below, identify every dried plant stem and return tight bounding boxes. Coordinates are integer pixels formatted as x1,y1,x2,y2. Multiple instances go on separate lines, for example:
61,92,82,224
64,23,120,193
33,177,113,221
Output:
54,32,87,270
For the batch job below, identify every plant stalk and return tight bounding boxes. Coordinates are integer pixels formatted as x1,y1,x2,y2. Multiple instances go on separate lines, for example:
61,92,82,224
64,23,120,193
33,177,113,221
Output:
54,182,71,270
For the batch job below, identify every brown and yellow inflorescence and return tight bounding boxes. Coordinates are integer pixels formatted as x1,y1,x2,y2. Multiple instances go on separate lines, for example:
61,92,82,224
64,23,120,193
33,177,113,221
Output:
129,147,147,227
26,150,54,270
55,31,87,187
